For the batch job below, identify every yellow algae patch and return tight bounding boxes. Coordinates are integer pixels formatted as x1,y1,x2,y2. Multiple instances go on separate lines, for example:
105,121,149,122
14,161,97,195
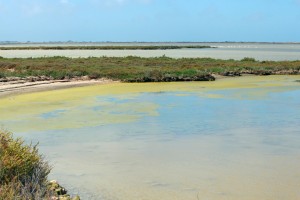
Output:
193,75,300,100
1,99,159,132
0,75,299,105
196,92,223,99
0,87,159,132
0,75,299,110
198,85,300,100
0,82,175,132
0,75,299,132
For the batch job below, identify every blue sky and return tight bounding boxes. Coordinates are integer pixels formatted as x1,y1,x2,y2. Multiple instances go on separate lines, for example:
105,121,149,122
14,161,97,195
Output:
0,0,299,42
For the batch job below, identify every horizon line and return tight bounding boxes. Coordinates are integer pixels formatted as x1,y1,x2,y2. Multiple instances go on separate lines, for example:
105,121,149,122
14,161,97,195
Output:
1,41,300,44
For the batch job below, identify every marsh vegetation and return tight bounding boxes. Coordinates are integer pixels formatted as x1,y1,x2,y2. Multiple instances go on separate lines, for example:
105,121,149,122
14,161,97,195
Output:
0,56,299,82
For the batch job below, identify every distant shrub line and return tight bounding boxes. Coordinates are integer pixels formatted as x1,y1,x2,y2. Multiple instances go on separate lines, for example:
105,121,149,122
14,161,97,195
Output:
0,45,213,50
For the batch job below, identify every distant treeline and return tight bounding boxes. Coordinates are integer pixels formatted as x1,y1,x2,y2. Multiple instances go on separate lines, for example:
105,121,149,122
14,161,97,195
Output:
0,56,299,82
0,45,213,50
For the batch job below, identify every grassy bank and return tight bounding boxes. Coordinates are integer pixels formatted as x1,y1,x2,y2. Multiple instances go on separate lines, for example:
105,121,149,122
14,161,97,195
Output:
0,45,212,50
0,56,299,82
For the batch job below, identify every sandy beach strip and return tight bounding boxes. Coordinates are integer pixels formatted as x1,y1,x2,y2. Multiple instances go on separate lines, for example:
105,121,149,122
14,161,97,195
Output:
0,78,116,98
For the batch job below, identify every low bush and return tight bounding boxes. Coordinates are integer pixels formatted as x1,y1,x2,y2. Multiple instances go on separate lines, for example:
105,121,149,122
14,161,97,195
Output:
0,130,52,199
241,57,256,62
0,72,5,78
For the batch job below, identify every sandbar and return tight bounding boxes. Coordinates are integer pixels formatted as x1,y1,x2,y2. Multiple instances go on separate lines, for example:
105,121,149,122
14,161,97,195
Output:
0,78,116,98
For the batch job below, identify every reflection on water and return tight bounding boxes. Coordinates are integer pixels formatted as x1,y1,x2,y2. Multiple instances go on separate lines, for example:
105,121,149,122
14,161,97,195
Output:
1,42,300,61
1,76,300,200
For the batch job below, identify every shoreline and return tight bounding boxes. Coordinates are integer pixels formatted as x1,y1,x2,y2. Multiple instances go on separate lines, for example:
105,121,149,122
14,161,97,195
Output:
0,78,116,98
0,75,242,98
0,73,296,98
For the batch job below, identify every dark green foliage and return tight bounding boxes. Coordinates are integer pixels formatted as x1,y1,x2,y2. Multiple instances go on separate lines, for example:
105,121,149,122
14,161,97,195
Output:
0,72,5,78
241,57,256,62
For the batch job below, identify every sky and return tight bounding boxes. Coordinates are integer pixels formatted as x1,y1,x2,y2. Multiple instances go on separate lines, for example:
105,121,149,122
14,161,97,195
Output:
0,0,300,42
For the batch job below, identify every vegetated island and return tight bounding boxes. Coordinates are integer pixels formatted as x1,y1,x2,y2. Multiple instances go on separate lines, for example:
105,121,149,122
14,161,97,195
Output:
0,45,213,50
0,56,299,82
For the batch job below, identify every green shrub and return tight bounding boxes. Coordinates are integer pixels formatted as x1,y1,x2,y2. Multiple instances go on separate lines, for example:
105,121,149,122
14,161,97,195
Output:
0,130,52,199
241,57,256,62
46,71,67,79
0,72,5,78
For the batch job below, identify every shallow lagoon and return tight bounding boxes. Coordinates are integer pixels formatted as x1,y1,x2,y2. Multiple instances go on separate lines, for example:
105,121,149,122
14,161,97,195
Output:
1,76,300,200
1,43,300,61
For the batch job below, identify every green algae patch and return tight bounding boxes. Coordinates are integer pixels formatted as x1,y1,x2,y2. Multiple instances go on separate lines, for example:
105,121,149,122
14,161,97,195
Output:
1,75,300,132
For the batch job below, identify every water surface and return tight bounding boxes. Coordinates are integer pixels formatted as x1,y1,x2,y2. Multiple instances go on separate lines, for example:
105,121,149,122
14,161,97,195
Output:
1,76,300,200
1,42,300,61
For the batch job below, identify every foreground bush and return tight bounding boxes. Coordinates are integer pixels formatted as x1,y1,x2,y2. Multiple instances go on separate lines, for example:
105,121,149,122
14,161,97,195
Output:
0,130,52,199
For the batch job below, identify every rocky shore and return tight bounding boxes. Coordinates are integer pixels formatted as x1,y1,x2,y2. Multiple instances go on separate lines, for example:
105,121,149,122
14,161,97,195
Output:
48,180,80,200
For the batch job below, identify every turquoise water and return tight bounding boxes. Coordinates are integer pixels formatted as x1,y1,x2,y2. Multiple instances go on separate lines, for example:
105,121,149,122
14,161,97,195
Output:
1,77,300,200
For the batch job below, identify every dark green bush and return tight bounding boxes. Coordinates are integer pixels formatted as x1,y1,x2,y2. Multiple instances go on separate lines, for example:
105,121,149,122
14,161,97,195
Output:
241,57,256,62
0,72,5,78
